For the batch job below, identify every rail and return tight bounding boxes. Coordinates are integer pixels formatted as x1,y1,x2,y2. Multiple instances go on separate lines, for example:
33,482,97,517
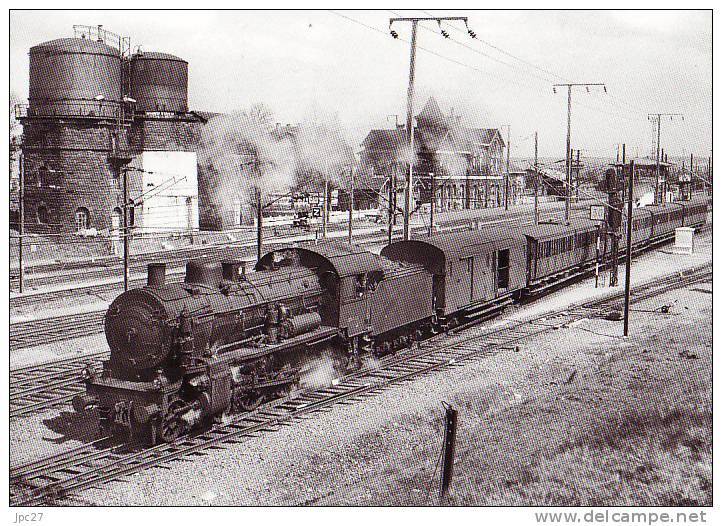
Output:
9,264,711,506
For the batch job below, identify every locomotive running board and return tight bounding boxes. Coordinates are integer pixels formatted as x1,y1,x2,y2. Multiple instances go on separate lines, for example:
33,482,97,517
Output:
219,326,339,362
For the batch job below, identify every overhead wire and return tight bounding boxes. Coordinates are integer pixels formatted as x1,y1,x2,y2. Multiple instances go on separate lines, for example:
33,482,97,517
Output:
333,10,645,147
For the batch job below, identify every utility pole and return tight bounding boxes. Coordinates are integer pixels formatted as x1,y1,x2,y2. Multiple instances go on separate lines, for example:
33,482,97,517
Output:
18,152,25,293
321,177,329,239
648,113,683,205
388,168,395,244
123,166,130,292
504,124,511,210
575,149,581,201
429,171,436,236
554,83,606,221
348,165,354,244
623,160,635,337
256,187,263,262
609,144,625,287
534,132,539,225
389,15,468,241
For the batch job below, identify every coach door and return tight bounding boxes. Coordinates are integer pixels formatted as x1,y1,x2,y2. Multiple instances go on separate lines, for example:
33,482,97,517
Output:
460,257,474,304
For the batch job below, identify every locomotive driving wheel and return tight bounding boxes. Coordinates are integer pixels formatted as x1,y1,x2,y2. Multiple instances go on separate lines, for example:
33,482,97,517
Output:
236,391,263,412
159,400,188,443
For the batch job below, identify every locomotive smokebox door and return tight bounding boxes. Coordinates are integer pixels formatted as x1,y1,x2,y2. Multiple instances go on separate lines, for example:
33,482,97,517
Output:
105,291,169,371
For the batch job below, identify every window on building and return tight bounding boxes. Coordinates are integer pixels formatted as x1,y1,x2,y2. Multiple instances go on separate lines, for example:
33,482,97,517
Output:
38,165,62,188
110,167,120,188
75,207,90,232
37,205,49,225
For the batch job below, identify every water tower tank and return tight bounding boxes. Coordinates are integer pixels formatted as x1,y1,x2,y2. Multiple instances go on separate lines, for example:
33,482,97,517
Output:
28,37,122,118
130,52,188,113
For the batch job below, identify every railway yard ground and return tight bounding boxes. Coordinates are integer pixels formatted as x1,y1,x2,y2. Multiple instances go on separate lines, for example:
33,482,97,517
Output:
9,224,712,506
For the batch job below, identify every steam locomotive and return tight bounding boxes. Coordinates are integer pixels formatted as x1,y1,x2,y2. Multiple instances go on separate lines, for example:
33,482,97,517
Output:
73,197,708,444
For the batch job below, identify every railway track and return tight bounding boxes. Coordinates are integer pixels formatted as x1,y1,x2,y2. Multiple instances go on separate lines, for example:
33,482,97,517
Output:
8,224,710,421
9,263,712,506
10,310,107,350
10,351,109,419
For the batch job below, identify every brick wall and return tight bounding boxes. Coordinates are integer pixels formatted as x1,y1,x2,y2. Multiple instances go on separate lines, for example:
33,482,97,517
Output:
21,121,127,234
21,115,204,234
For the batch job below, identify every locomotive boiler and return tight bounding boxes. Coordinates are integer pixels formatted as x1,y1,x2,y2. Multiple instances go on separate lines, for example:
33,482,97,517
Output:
73,257,333,444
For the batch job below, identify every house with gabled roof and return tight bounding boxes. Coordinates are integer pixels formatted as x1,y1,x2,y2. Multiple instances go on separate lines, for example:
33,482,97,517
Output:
360,97,510,213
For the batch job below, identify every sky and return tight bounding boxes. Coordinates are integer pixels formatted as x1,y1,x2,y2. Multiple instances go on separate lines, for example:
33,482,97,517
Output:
9,9,712,160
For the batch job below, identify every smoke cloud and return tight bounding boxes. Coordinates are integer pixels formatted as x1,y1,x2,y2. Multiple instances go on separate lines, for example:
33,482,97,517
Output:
197,103,354,219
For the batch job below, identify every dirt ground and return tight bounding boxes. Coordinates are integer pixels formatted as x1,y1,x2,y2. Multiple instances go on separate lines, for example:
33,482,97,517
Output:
27,273,707,506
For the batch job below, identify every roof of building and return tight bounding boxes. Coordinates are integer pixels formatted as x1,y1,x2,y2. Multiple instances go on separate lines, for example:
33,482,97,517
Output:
416,97,446,126
133,51,187,62
631,157,674,168
362,97,505,159
190,110,223,123
362,126,504,155
31,37,120,56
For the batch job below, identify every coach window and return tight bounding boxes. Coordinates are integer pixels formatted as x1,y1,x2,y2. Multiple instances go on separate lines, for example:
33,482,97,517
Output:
497,250,510,290
37,205,49,224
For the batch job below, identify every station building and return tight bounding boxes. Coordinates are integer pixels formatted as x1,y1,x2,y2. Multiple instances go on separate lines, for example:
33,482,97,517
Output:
360,97,509,212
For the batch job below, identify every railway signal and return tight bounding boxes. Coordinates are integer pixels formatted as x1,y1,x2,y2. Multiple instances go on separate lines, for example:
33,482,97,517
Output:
648,113,683,205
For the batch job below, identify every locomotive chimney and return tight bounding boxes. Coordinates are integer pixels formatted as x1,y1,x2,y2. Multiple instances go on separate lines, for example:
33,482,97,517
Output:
147,262,166,288
221,260,242,282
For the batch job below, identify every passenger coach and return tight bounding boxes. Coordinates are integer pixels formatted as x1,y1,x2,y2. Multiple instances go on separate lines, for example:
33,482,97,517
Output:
381,228,526,325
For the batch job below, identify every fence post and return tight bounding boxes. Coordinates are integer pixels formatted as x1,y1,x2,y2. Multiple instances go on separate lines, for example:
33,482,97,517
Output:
440,404,458,502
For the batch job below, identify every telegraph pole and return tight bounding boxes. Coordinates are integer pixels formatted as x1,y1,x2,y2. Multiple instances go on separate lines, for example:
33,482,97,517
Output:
388,168,395,244
348,165,354,244
533,132,539,225
429,171,435,236
504,124,511,210
575,149,581,201
609,144,625,287
648,113,683,205
256,187,263,262
322,177,329,239
123,166,130,291
623,160,635,337
18,152,25,293
389,15,468,240
554,83,606,220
